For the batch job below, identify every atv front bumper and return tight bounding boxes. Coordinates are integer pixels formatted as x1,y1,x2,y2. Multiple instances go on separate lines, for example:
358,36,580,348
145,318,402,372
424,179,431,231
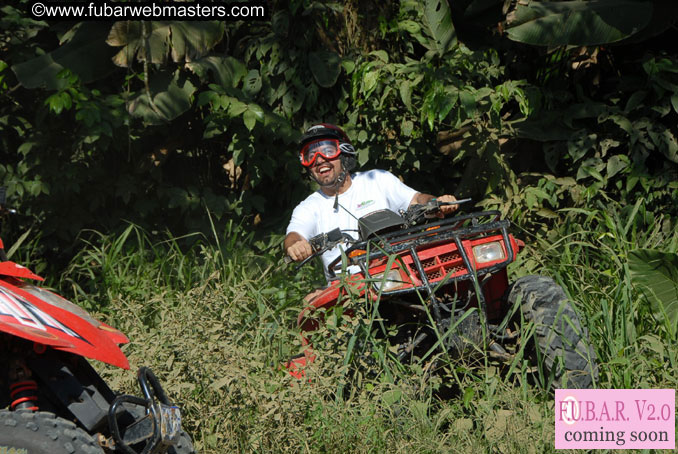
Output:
108,367,183,454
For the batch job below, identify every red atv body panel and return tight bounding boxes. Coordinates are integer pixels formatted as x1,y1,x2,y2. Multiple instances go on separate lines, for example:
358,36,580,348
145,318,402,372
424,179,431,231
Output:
298,232,521,330
0,261,130,369
288,223,524,377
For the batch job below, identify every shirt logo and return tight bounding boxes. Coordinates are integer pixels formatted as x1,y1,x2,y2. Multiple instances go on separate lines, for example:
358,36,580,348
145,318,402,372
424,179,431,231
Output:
356,199,375,210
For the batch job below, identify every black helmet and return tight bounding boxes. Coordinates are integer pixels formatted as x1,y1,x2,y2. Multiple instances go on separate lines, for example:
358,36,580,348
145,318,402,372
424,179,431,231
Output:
298,123,357,172
300,123,352,147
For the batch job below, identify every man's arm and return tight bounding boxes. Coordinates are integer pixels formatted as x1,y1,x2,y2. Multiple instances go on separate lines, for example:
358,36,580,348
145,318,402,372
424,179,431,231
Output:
284,231,313,262
409,192,435,205
409,192,459,215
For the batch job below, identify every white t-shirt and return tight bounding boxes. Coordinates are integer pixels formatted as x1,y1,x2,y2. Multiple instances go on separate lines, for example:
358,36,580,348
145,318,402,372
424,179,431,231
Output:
286,169,418,281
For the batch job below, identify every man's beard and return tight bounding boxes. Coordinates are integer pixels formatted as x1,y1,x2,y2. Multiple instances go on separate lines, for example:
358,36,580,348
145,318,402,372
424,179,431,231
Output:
314,167,346,188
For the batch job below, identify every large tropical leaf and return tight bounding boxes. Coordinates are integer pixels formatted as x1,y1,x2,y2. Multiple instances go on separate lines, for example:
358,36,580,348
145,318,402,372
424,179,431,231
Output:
11,22,117,89
422,0,457,55
127,70,196,124
505,0,653,46
107,21,223,67
185,56,247,88
628,249,678,330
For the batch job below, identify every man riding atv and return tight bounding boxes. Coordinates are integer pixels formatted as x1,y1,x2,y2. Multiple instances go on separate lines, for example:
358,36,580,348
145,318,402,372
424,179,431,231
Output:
283,124,598,389
284,123,458,282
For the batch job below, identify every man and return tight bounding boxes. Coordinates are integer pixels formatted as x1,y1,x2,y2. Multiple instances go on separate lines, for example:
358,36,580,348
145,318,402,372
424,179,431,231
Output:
285,123,459,281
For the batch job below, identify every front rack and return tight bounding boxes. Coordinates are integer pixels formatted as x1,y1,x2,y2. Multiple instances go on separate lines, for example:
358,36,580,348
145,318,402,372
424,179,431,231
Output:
327,211,515,327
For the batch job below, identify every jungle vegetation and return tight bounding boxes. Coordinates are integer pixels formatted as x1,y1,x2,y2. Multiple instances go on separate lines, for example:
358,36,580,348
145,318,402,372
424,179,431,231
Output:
1,1,677,452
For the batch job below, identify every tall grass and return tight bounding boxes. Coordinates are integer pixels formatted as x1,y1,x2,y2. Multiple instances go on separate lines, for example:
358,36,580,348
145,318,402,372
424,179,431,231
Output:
42,201,678,453
512,200,678,390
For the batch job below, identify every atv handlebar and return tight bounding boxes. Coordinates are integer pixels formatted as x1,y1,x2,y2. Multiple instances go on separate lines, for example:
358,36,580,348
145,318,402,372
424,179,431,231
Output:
284,228,356,268
401,197,471,227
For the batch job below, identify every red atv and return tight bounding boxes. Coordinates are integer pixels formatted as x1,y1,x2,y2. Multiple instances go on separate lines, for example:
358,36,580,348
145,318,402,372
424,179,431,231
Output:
0,189,194,454
288,200,598,388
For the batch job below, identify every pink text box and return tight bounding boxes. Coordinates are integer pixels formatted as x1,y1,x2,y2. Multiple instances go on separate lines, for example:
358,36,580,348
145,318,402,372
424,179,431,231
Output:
555,389,675,450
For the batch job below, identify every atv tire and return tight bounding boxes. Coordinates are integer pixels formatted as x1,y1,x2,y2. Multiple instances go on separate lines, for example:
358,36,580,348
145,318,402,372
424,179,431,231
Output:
508,276,598,389
0,410,104,454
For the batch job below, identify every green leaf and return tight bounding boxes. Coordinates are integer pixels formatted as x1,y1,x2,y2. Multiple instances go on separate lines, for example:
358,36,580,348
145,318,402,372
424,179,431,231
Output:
382,389,403,406
243,109,256,131
362,70,379,95
358,148,370,167
369,50,389,63
232,147,244,166
398,19,421,35
438,91,458,121
6,228,32,260
168,22,224,62
629,249,678,330
248,103,264,120
660,129,678,164
398,18,429,47
462,386,474,408
308,51,341,88
228,99,248,117
505,0,653,46
400,81,412,109
624,90,646,113
186,56,246,88
12,22,116,89
243,69,262,96
282,87,303,116
341,59,356,74
422,0,457,54
17,142,36,155
127,70,196,124
45,92,72,114
606,155,629,178
536,208,558,219
401,119,414,137
357,130,368,143
671,93,678,115
459,89,476,116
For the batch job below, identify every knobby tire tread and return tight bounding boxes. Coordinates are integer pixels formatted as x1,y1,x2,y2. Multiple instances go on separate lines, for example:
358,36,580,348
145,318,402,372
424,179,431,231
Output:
0,410,104,453
508,275,598,388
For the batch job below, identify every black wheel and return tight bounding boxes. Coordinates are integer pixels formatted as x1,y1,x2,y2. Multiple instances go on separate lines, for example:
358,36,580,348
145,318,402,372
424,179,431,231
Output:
0,410,104,453
508,276,598,388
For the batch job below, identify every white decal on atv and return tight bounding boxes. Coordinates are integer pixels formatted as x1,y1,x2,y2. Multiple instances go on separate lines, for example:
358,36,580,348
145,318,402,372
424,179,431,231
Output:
0,288,83,340
0,289,45,331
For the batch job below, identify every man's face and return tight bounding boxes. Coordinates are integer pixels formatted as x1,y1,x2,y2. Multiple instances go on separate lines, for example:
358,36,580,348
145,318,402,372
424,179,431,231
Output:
308,151,342,187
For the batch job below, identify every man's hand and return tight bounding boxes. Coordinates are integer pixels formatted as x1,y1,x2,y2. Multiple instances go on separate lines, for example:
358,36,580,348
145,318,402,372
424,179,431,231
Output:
410,193,460,218
436,194,459,216
284,232,314,262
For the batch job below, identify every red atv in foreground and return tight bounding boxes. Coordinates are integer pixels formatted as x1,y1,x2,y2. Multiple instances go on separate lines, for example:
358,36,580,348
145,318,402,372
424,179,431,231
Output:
288,200,598,389
0,190,194,454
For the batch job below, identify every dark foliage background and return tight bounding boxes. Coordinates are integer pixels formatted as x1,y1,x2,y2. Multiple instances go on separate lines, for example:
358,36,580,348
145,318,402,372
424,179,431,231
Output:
1,0,677,269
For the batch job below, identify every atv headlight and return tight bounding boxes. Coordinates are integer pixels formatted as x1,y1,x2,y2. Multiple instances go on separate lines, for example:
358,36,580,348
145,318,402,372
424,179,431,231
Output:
372,269,404,292
473,242,505,264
